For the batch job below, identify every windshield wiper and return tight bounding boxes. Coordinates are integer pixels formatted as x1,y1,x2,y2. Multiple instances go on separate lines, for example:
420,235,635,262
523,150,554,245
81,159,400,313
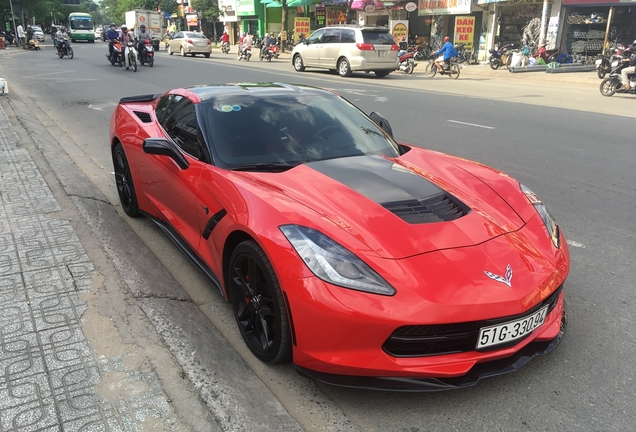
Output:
230,162,297,172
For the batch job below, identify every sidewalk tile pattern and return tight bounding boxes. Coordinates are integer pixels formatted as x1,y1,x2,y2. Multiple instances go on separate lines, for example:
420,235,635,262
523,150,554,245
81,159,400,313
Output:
0,105,179,431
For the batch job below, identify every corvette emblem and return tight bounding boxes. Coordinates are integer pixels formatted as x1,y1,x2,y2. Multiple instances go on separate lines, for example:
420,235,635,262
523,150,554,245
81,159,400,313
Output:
484,264,513,287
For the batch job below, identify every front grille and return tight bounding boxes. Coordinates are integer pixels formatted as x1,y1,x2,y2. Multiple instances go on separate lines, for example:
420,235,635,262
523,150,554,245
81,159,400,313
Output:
133,111,152,123
383,192,468,224
382,285,564,357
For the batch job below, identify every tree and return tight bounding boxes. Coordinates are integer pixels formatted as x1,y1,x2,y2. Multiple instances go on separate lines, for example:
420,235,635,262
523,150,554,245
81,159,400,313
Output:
191,0,220,40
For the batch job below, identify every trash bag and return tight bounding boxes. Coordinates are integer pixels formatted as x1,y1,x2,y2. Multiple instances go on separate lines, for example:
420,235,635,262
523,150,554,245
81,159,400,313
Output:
537,57,546,65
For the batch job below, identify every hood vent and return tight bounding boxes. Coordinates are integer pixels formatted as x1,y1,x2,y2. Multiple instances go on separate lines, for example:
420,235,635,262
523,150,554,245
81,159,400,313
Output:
134,111,152,123
384,192,467,224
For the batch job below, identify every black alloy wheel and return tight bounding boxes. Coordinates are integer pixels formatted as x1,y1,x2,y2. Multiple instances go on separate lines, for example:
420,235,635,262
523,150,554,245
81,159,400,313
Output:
113,143,140,217
599,77,618,97
229,240,291,363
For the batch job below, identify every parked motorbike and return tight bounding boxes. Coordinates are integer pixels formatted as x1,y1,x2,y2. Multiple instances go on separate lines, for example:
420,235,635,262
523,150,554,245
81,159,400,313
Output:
599,60,635,96
425,56,460,79
454,43,473,64
488,43,517,70
138,39,154,67
26,38,40,50
396,50,417,74
107,40,124,66
221,41,230,54
57,39,73,59
238,46,251,61
124,41,138,72
0,31,19,47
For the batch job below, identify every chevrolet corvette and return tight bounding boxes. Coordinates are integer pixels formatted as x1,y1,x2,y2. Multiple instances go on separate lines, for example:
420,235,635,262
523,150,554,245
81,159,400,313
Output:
109,83,569,391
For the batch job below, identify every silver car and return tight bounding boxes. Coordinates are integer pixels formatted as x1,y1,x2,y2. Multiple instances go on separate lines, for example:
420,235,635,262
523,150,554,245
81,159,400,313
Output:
29,26,45,42
291,25,398,78
167,31,212,58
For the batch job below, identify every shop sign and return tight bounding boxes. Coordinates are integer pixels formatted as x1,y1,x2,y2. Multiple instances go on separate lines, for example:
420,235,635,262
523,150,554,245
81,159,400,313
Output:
219,0,238,22
562,0,634,3
364,4,376,13
418,0,471,16
236,0,255,16
405,2,418,12
454,16,474,52
326,7,347,25
316,6,326,27
477,0,543,4
186,14,198,27
391,21,409,42
294,17,311,42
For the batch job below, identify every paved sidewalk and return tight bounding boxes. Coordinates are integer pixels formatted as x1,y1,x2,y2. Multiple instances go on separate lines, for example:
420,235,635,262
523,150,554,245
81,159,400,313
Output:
0,102,182,431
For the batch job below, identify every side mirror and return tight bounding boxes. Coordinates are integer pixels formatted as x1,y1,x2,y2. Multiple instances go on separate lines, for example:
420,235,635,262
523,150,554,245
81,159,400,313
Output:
142,138,189,169
369,112,393,138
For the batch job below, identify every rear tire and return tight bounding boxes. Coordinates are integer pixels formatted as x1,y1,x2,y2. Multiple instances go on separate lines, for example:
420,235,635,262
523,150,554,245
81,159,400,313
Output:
405,63,414,74
597,67,606,79
68,47,73,59
338,58,352,77
113,143,140,218
599,77,617,96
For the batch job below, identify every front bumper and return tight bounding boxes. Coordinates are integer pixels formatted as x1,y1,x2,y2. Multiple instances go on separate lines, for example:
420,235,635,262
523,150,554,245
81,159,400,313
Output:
298,301,567,391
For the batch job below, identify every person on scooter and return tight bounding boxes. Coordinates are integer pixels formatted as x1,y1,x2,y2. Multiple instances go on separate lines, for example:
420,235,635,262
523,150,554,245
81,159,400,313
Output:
433,36,458,72
260,33,272,59
136,24,151,59
618,41,636,92
105,23,119,60
238,32,252,59
221,30,229,49
55,27,69,53
119,25,135,68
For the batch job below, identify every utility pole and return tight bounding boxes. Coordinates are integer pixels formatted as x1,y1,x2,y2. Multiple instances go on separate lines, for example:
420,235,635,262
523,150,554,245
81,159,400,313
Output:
9,0,17,31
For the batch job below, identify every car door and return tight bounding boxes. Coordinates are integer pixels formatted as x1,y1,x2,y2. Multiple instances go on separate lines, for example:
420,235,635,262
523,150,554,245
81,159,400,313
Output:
319,28,341,68
170,31,183,52
140,95,207,249
302,28,324,67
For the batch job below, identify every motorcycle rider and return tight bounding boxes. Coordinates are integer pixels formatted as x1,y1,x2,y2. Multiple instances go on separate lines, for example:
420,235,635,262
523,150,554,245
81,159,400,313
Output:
105,23,119,61
136,24,151,60
433,36,458,72
119,25,135,68
618,41,636,92
221,30,230,51
238,32,252,60
55,27,69,53
260,33,272,58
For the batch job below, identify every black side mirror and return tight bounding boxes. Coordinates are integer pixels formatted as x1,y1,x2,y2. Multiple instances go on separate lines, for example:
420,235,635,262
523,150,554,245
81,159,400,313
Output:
369,112,393,138
142,138,189,169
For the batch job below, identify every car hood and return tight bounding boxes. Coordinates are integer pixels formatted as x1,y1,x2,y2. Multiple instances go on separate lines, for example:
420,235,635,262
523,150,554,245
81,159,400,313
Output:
238,149,526,259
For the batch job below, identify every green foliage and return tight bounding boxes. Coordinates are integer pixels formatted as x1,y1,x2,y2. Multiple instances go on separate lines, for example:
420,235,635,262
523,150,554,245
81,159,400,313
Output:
191,0,219,21
100,0,176,25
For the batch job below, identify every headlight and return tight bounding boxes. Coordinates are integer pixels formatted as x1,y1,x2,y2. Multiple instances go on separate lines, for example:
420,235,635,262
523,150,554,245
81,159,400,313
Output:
280,225,396,296
520,184,560,248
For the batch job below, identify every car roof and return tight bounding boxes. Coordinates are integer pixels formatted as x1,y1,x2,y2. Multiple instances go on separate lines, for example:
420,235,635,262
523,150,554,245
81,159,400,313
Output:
185,83,335,102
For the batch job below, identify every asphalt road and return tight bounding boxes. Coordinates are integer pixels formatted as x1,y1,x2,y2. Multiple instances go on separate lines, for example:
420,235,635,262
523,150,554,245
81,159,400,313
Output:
1,40,634,432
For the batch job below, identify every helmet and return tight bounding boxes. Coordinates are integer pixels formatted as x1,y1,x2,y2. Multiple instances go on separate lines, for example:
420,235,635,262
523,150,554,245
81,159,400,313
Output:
109,23,115,29
121,25,127,31
443,36,450,43
140,24,146,30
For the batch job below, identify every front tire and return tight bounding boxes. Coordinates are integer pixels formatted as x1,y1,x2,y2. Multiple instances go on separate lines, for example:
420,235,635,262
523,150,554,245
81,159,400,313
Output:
229,241,292,364
68,47,73,59
425,62,437,77
113,143,140,217
405,63,414,74
168,45,173,55
180,47,185,57
293,54,305,71
338,58,352,77
204,53,210,58
489,58,500,70
131,55,137,72
448,63,460,79
599,77,617,96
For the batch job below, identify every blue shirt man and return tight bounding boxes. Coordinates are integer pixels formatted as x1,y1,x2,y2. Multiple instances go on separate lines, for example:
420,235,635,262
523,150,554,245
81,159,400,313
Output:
105,24,119,59
434,36,458,71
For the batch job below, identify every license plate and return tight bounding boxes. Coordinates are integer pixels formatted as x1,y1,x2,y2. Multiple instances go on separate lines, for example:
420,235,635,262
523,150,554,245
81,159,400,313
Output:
377,50,388,57
595,59,602,65
196,42,206,46
476,305,549,350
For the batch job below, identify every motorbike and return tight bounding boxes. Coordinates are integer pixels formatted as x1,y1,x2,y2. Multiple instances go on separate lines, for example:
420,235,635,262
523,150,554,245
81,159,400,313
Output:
1,31,19,47
138,39,154,67
26,38,40,50
260,44,279,62
107,40,124,66
221,41,230,54
488,43,517,70
238,45,251,61
596,45,630,79
57,39,73,59
425,56,460,79
396,49,417,74
124,41,138,72
599,60,636,96
454,43,473,65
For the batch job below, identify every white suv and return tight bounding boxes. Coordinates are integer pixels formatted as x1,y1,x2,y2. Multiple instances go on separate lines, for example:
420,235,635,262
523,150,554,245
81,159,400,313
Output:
291,25,398,78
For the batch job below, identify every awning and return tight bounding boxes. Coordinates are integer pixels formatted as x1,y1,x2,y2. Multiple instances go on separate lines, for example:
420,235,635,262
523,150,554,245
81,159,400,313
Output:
351,0,385,10
261,0,316,6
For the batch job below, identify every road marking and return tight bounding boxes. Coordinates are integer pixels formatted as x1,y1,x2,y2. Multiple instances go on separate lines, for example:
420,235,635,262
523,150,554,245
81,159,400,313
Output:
23,71,75,78
448,120,494,129
566,240,586,248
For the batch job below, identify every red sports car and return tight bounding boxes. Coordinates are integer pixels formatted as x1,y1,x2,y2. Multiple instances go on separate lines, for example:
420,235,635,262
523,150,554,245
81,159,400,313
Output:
109,83,569,391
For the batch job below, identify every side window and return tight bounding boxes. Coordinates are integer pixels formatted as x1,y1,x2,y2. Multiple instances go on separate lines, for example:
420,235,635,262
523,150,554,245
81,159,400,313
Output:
155,95,171,125
322,28,340,44
175,32,183,39
161,96,202,159
341,29,356,44
307,29,324,44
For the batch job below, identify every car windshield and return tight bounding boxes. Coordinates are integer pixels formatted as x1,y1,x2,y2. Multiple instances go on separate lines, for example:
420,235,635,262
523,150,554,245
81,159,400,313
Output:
184,32,206,39
362,31,395,45
199,93,400,169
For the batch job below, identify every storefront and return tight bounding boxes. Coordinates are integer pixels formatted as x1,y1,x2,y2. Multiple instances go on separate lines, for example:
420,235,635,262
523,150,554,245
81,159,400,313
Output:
220,0,239,44
560,0,636,57
417,0,481,54
478,0,547,49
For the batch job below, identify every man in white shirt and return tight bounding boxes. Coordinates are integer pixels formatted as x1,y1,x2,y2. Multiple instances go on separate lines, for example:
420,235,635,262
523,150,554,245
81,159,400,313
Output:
16,24,25,46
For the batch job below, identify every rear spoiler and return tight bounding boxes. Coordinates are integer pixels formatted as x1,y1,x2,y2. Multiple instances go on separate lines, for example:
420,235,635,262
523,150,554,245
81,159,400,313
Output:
119,94,161,104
